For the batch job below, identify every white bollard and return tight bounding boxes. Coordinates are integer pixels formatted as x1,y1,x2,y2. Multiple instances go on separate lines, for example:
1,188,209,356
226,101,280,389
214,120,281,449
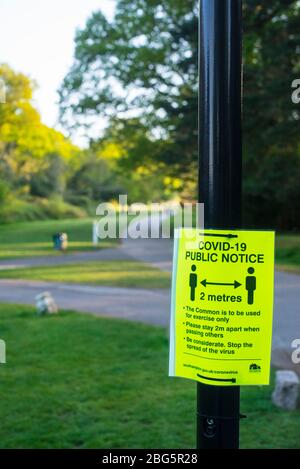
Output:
93,220,98,246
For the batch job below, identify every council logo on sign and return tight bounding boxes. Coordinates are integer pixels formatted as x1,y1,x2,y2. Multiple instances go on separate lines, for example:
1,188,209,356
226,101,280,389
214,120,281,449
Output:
249,363,261,373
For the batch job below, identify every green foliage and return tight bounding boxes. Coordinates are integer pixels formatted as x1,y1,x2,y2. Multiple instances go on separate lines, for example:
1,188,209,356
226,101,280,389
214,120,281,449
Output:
3,5,300,225
242,1,300,229
0,180,10,204
274,234,300,272
35,197,86,220
67,151,124,202
59,0,198,178
30,153,66,198
0,196,86,224
60,0,300,228
0,64,79,167
92,119,184,202
0,64,89,222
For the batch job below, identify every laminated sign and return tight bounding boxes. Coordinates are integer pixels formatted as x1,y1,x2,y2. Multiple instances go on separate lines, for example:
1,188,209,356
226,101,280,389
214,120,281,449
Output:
169,229,275,386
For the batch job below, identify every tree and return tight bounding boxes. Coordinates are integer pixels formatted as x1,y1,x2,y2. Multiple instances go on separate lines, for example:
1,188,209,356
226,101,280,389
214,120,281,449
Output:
59,0,198,175
0,64,80,196
30,153,66,198
60,1,300,229
92,119,185,202
243,0,300,229
0,64,86,222
67,151,123,202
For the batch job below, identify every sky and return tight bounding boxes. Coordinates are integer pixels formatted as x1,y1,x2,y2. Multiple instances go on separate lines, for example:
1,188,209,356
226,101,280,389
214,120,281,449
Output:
0,0,116,145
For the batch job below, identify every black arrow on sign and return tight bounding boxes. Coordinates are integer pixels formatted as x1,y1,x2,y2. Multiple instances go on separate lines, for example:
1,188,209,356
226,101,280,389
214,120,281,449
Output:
198,232,238,239
197,374,236,384
201,279,241,289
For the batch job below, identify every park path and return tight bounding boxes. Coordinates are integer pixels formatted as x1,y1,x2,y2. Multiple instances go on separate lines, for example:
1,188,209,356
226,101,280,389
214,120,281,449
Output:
0,247,131,270
0,278,169,326
0,231,299,368
121,237,300,368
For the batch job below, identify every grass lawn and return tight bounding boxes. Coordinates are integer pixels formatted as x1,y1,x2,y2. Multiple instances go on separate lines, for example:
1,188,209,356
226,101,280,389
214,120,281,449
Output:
0,219,117,259
0,260,171,289
0,303,299,449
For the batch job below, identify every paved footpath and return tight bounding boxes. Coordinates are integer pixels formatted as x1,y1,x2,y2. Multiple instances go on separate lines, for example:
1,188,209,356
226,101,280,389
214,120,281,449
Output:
0,236,299,368
0,247,131,270
0,278,170,327
122,238,300,367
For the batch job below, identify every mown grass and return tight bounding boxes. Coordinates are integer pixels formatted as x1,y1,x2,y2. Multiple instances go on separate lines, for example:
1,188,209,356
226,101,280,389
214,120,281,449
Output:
0,304,299,449
0,260,171,289
0,219,117,259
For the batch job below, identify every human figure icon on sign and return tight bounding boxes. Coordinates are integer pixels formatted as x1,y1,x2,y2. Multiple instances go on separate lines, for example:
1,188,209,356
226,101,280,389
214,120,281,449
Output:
246,267,256,305
189,264,198,301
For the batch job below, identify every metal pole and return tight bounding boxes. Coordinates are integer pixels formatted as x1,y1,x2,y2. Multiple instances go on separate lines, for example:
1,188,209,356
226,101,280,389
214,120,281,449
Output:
197,0,242,449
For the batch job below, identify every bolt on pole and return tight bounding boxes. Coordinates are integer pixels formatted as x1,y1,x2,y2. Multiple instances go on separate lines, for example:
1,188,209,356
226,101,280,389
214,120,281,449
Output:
198,0,243,449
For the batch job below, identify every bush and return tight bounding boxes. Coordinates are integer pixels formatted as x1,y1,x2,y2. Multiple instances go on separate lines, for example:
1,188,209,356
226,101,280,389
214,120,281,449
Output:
37,197,86,220
0,196,87,224
0,180,10,204
64,193,98,216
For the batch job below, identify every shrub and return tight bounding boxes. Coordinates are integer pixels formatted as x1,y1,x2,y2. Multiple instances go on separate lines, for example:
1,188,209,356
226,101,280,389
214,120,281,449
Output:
0,196,87,224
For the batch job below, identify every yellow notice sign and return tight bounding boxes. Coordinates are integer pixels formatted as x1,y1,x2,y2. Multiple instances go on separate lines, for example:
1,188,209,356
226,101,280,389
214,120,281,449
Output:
169,229,275,386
